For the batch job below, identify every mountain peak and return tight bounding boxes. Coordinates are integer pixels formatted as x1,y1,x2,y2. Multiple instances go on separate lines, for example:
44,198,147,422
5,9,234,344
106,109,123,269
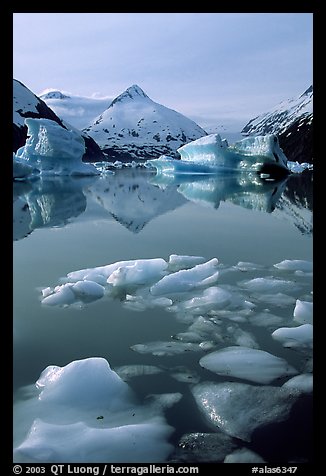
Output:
110,85,149,106
40,90,71,100
299,85,313,98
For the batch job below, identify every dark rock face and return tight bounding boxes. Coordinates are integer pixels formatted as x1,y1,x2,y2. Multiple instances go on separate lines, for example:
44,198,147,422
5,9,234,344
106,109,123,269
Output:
278,114,313,164
81,134,107,162
13,79,105,162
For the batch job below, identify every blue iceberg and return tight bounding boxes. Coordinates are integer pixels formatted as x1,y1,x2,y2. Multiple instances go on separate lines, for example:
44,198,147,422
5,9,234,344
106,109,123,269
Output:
14,118,99,178
148,133,289,177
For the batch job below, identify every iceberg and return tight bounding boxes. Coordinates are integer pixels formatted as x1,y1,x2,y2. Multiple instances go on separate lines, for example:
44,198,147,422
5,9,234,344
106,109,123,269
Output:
148,133,289,177
14,118,99,177
224,448,266,463
13,357,174,463
293,299,313,325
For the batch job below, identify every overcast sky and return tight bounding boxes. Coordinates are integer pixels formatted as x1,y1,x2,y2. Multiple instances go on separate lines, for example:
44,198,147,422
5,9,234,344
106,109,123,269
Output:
13,12,313,131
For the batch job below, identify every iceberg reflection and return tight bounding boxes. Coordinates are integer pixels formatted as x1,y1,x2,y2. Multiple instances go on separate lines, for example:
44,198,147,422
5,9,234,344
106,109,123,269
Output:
13,176,98,240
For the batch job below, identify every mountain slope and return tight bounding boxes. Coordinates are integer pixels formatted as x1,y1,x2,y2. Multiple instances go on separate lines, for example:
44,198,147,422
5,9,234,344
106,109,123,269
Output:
242,86,313,136
241,86,313,163
83,85,207,160
39,90,113,130
13,80,105,162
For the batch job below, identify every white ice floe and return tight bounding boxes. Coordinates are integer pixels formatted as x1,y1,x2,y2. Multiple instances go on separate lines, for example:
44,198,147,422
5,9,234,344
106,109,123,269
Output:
233,261,265,272
199,346,297,384
191,381,300,442
272,324,313,349
14,118,99,177
167,254,206,272
41,281,104,306
224,448,266,463
274,259,313,273
282,374,313,394
107,258,168,287
293,299,313,325
14,357,175,463
150,259,219,296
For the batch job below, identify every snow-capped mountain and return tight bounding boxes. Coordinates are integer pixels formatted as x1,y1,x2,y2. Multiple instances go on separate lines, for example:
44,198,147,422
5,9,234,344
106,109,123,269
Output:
83,85,207,160
39,89,113,130
13,80,106,162
242,86,313,136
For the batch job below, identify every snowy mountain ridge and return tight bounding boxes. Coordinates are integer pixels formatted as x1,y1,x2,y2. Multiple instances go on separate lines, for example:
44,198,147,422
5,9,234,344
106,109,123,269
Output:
13,79,106,162
242,86,313,136
83,84,207,160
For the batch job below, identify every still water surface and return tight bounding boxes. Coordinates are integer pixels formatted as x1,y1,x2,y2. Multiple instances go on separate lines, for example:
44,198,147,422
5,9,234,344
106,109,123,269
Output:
13,167,313,462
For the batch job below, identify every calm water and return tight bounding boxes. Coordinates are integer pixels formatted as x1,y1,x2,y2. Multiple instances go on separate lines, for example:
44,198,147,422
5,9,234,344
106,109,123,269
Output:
13,167,313,463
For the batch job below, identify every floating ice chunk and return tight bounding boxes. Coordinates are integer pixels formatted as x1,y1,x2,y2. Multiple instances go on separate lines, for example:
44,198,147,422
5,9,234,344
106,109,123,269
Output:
274,259,313,273
181,286,233,313
15,118,99,176
131,341,201,356
174,432,236,463
14,357,174,463
107,258,168,287
191,381,299,442
114,365,164,381
150,259,219,296
41,287,52,298
282,374,313,394
35,358,133,409
224,448,266,463
67,258,167,284
199,346,297,384
167,254,206,272
147,393,183,410
293,300,313,325
233,261,265,272
14,417,173,463
239,277,301,294
41,284,75,306
177,133,288,173
70,280,105,302
42,281,104,306
272,324,313,349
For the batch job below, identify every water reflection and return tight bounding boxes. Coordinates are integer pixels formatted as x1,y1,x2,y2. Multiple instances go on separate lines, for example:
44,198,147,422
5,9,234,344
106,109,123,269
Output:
13,168,313,241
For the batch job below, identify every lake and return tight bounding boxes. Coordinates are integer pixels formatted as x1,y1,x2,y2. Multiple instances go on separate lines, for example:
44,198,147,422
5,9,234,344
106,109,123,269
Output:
13,165,313,463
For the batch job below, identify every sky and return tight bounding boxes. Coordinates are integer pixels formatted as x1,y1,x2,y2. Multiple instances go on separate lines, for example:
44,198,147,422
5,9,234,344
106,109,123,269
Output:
13,12,313,132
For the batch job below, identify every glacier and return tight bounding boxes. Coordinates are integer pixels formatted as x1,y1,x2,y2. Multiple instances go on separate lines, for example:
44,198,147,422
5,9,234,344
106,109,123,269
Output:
148,133,289,177
14,118,99,177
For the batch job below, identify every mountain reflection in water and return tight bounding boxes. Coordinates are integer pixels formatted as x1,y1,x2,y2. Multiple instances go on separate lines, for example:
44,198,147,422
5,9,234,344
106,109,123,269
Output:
13,168,313,241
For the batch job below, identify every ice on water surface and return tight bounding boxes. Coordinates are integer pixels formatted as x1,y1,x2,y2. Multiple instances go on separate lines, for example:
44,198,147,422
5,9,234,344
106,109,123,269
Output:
199,346,297,384
272,324,313,349
191,381,300,442
13,357,175,463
